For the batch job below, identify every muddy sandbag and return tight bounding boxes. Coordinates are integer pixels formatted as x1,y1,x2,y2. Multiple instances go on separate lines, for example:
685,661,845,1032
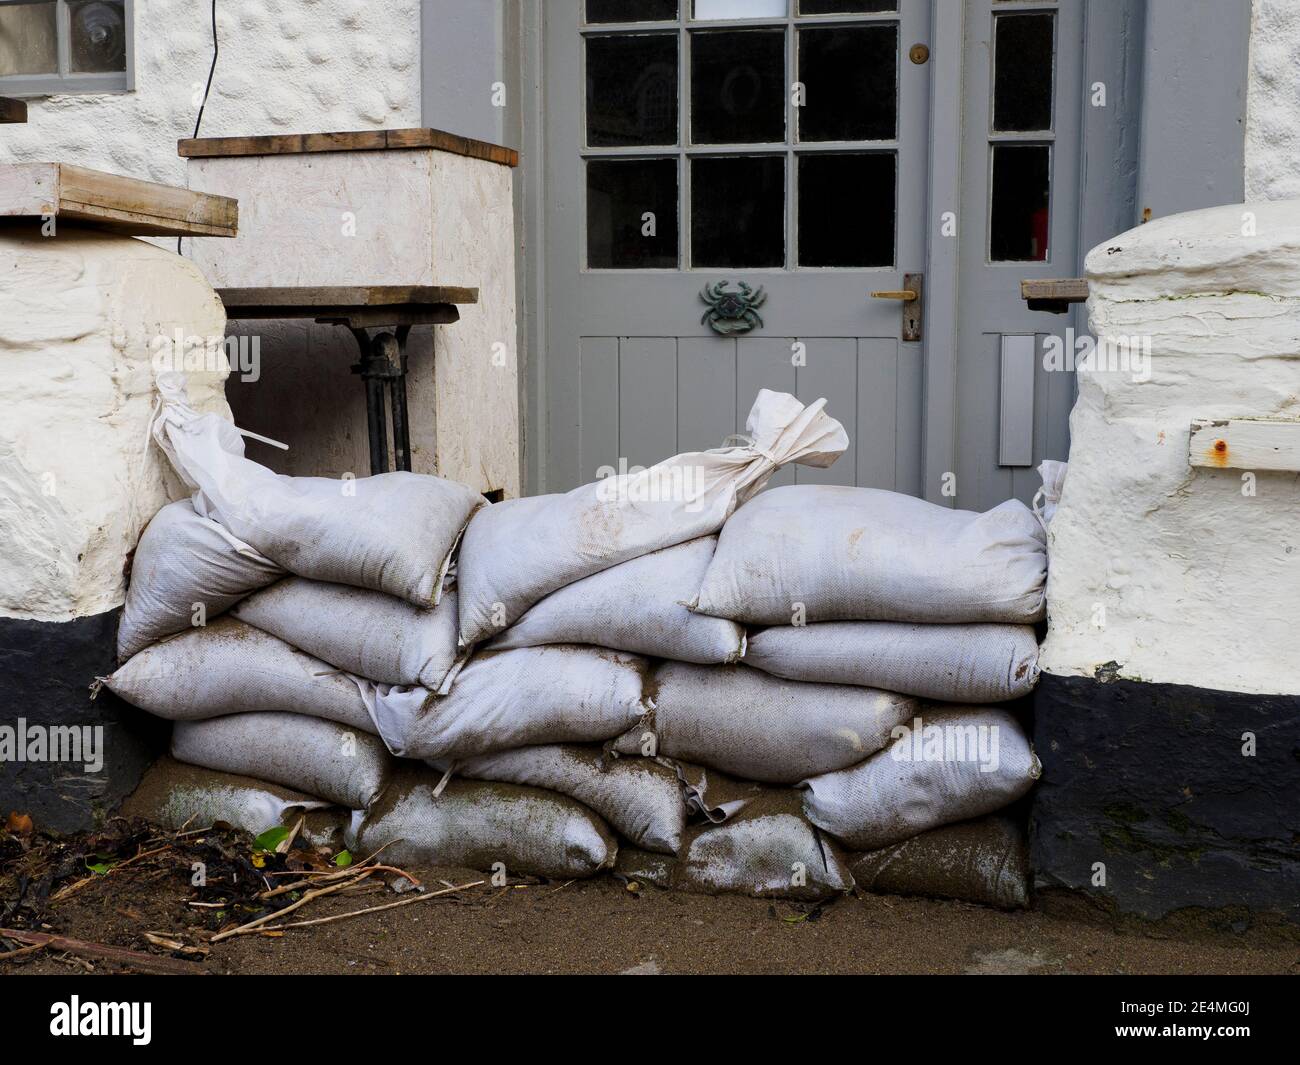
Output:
449,745,685,854
364,645,647,761
172,712,391,810
457,390,848,646
611,661,916,785
118,500,283,660
104,617,375,733
692,484,1046,625
848,816,1030,910
801,707,1041,850
745,621,1040,703
487,537,745,664
122,756,350,849
233,576,463,691
349,768,617,879
151,372,482,607
615,790,852,901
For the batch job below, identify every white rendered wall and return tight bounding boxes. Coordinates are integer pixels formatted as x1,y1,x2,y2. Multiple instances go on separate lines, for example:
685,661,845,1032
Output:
0,0,420,185
0,228,230,622
1039,200,1300,696
1247,0,1300,200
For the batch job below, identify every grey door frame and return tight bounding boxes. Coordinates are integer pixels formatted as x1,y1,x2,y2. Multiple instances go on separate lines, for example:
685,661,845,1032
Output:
505,0,1249,498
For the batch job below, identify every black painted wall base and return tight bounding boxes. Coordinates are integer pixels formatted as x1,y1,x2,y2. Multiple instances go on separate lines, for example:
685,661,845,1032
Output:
1031,671,1300,922
0,610,166,834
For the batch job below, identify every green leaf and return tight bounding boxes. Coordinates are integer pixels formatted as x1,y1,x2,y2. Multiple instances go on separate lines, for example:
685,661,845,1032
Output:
334,850,353,868
253,826,290,853
85,860,114,875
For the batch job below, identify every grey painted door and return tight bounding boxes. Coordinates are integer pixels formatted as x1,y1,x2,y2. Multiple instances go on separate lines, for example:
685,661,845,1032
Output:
544,0,930,494
541,0,1080,509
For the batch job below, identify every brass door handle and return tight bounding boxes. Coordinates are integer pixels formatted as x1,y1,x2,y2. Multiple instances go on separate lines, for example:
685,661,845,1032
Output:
870,273,923,342
870,289,918,301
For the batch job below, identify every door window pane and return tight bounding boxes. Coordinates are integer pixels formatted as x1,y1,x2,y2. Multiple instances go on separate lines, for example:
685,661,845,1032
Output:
69,1,127,74
691,156,784,267
798,25,897,142
990,144,1050,261
587,34,679,147
0,2,57,75
993,13,1054,132
691,29,785,144
694,0,786,18
588,158,680,268
587,0,678,23
798,0,895,12
798,153,894,267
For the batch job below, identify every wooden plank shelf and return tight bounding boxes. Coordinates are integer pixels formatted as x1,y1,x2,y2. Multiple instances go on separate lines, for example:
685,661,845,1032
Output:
1189,419,1300,472
0,162,237,237
179,127,520,168
1021,277,1090,314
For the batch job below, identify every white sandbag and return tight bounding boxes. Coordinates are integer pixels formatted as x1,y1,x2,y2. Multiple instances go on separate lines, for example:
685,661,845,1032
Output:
120,755,351,847
362,645,647,761
457,389,848,645
117,500,283,660
692,484,1047,625
104,617,375,733
487,537,745,664
150,372,482,607
1033,459,1068,527
450,745,686,855
801,706,1041,851
172,712,391,810
612,661,916,785
614,790,852,901
745,621,1041,703
847,815,1029,910
233,576,463,691
349,769,617,879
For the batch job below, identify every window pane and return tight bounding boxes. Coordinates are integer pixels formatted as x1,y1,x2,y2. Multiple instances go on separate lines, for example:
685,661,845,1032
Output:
587,0,678,23
695,0,786,18
69,0,127,74
993,13,1054,132
691,156,784,267
990,144,1050,262
0,2,57,76
691,29,785,144
586,34,678,147
799,0,895,12
588,159,679,268
798,25,897,142
798,153,894,267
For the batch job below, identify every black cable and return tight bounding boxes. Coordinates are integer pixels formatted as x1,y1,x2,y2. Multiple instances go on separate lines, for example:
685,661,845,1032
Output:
179,0,219,255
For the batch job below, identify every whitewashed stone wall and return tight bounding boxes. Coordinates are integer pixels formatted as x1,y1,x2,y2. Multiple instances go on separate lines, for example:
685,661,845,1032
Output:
0,0,421,184
1039,200,1300,696
1247,0,1300,200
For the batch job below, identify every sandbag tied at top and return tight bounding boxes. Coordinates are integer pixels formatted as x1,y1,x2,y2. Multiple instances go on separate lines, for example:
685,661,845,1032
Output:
801,706,1041,852
457,389,848,647
150,372,482,608
614,790,853,902
172,712,392,810
361,644,649,762
117,500,284,661
745,621,1041,703
611,661,917,786
486,536,745,665
848,815,1030,911
233,576,463,692
105,617,376,734
692,484,1047,626
449,745,687,855
349,767,618,880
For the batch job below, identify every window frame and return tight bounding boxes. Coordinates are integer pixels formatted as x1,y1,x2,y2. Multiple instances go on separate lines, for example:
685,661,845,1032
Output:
0,0,134,97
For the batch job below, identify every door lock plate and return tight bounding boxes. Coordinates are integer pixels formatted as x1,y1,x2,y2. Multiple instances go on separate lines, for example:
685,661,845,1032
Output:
870,273,924,342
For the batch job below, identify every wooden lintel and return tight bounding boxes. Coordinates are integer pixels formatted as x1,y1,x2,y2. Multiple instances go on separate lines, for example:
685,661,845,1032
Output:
179,128,520,168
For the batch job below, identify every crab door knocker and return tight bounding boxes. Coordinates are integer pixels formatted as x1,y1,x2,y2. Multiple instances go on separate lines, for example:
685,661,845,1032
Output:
700,280,767,336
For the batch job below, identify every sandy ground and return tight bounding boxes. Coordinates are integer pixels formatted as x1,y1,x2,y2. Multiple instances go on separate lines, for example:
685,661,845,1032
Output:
9,865,1299,976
